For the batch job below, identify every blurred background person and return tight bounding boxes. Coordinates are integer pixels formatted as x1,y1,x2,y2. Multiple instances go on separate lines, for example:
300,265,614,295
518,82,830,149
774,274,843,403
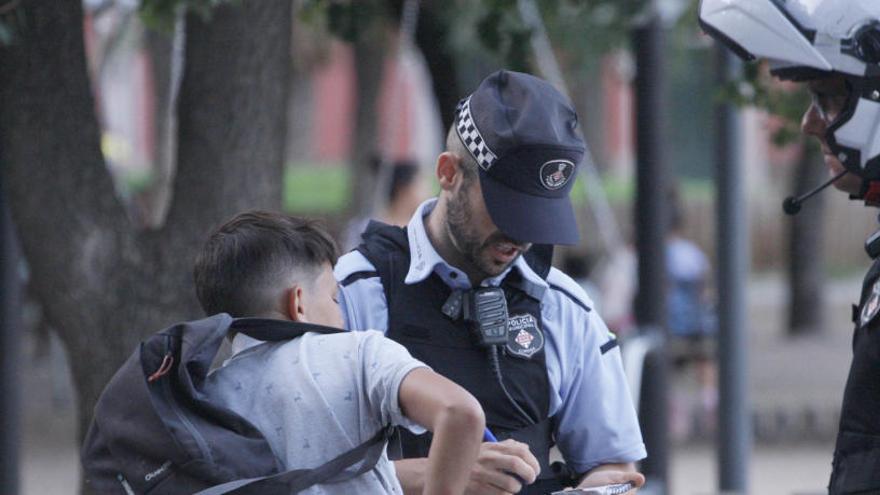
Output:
344,157,429,251
665,186,717,441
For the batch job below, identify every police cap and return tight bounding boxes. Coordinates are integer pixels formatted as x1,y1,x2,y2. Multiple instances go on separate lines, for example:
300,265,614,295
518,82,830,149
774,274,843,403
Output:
455,70,585,245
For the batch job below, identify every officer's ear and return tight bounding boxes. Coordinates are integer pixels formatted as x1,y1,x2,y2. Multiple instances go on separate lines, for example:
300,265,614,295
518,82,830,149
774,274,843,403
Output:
285,286,308,323
436,151,463,191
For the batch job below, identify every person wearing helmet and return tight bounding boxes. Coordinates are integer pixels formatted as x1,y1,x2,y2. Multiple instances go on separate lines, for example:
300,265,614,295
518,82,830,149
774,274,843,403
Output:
700,1,880,492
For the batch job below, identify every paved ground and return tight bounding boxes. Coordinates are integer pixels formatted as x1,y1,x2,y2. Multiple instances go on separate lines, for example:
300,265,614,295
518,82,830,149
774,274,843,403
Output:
669,444,833,495
15,273,865,494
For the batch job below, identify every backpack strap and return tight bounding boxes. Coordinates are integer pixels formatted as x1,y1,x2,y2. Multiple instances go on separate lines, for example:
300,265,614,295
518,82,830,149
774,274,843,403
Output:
193,425,394,495
230,318,344,342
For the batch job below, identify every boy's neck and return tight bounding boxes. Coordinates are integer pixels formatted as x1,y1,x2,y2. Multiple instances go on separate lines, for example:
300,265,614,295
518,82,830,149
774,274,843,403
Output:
254,309,293,321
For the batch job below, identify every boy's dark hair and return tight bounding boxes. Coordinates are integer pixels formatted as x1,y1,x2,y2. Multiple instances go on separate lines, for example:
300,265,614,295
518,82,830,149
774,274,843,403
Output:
194,211,338,317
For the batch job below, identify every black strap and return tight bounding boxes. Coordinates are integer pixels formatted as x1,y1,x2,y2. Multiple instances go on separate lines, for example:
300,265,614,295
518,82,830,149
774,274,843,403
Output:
193,425,394,495
340,271,379,287
523,244,554,280
230,318,344,342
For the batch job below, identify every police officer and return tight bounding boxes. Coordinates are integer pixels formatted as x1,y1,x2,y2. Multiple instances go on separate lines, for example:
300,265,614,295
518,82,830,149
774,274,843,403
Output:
335,70,646,495
700,1,880,492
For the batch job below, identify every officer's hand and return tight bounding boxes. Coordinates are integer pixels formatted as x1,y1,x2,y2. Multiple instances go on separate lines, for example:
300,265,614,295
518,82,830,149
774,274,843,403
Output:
576,468,645,494
465,439,540,495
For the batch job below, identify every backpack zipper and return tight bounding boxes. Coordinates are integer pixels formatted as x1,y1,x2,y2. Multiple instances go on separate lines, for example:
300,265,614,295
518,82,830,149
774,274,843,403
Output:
117,474,135,495
159,335,214,464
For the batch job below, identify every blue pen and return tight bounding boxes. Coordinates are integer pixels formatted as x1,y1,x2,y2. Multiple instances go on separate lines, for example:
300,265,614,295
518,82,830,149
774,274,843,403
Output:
483,427,529,486
483,427,498,442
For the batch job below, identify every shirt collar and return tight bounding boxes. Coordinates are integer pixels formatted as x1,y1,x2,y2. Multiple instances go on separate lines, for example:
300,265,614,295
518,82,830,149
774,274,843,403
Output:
231,333,263,355
404,199,455,285
404,198,548,293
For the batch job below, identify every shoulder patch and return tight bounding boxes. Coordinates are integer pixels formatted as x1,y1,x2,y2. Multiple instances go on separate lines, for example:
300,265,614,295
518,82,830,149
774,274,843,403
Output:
600,338,619,354
334,250,377,282
546,267,593,313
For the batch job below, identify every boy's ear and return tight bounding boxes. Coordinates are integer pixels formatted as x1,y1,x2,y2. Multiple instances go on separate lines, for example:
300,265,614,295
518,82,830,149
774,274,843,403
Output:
286,286,308,323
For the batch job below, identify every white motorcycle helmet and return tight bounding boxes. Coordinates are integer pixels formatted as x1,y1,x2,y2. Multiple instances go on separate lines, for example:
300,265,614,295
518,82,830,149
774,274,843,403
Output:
700,0,880,191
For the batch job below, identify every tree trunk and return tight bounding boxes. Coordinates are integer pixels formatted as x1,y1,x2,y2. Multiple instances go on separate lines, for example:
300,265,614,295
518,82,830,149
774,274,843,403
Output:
413,0,459,132
350,19,387,218
787,143,826,337
165,0,291,250
0,0,135,457
0,2,291,492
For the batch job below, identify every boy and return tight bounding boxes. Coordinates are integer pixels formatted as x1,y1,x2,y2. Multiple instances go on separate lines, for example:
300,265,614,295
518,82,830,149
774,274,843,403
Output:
196,211,496,494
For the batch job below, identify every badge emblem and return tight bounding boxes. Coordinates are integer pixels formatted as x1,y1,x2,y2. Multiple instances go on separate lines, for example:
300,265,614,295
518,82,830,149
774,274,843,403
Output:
506,314,544,359
539,160,575,190
861,280,880,327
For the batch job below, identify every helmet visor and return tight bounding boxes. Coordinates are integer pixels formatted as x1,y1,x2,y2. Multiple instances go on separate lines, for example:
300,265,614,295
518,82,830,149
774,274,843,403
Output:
698,15,755,62
699,0,831,72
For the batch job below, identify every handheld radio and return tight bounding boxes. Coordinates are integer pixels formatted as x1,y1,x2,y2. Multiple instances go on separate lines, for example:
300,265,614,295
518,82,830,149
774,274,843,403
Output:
462,288,509,347
443,286,536,425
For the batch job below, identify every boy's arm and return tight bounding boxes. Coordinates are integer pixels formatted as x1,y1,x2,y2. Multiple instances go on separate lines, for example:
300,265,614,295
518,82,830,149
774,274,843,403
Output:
397,368,483,495
396,369,539,495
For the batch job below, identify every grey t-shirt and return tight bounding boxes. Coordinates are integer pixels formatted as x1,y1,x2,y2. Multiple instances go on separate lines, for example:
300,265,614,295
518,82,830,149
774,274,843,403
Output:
204,330,428,494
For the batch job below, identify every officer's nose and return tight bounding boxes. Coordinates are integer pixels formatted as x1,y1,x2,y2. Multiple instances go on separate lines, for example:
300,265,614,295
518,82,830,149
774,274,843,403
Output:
801,103,826,141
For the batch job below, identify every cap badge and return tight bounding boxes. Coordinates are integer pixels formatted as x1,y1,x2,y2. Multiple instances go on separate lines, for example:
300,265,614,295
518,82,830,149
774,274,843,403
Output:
540,160,574,190
505,313,544,359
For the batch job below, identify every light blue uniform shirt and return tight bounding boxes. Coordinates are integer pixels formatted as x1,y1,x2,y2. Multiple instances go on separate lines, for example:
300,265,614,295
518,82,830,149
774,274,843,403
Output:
334,199,646,474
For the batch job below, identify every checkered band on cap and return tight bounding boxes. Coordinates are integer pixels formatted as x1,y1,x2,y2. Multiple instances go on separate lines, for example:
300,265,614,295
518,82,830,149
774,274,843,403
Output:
455,97,497,171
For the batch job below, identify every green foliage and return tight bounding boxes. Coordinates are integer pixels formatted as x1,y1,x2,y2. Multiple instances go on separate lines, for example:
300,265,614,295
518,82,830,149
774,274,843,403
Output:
471,0,651,73
301,0,651,73
473,0,533,72
718,61,810,146
284,164,351,213
140,0,239,31
543,0,650,66
300,0,391,43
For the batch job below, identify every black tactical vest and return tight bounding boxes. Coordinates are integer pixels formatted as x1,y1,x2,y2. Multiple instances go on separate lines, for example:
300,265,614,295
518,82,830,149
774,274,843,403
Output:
351,221,571,494
830,257,880,493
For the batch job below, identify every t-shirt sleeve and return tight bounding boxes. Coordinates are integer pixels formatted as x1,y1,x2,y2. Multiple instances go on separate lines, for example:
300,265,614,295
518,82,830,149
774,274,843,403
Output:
359,331,430,434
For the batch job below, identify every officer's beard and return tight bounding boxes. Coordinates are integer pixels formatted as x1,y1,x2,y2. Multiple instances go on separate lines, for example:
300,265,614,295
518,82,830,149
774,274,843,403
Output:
445,182,523,281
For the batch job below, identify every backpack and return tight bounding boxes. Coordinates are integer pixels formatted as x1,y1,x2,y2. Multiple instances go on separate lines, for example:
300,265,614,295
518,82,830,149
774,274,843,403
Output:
81,313,393,495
